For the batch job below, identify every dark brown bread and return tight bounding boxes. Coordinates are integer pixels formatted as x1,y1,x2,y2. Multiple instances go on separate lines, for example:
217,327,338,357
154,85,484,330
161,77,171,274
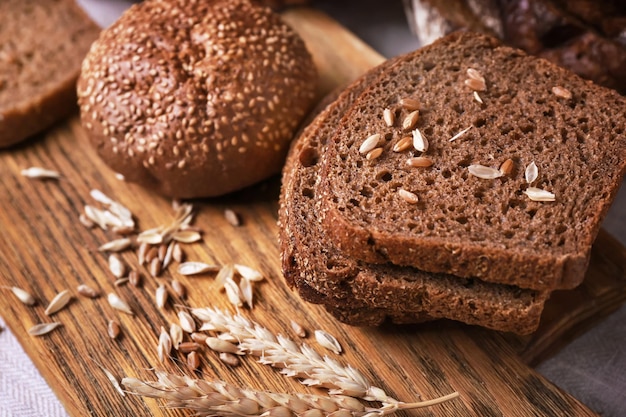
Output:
278,56,550,335
405,0,626,93
78,0,316,198
0,0,100,147
317,32,626,291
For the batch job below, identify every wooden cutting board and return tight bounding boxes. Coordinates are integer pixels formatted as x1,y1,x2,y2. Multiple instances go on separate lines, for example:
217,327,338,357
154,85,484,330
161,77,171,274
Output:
0,8,624,417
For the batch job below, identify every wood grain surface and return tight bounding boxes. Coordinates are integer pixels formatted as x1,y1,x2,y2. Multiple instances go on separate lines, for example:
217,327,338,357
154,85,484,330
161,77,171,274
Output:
0,8,623,417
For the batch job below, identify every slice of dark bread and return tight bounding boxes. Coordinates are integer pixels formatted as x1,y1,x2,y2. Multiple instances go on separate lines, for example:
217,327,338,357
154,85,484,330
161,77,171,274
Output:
278,56,550,335
317,31,626,291
0,0,100,147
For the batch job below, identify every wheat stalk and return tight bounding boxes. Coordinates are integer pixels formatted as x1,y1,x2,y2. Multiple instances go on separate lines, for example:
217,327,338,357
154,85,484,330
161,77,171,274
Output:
122,370,459,417
190,307,456,407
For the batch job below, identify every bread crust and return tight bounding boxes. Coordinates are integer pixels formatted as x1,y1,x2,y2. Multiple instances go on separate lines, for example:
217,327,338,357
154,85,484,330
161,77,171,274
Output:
78,0,316,198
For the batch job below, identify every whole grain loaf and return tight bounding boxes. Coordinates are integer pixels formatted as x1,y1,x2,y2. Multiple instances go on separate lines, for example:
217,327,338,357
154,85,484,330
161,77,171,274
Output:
278,57,550,335
0,0,100,147
317,32,626,291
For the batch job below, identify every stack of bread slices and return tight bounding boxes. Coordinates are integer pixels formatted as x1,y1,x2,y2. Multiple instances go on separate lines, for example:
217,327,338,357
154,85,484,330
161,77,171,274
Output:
278,31,626,335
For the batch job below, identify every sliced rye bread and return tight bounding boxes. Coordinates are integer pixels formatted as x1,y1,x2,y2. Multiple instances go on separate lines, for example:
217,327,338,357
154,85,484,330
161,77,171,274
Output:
278,57,550,335
0,0,100,147
317,31,626,292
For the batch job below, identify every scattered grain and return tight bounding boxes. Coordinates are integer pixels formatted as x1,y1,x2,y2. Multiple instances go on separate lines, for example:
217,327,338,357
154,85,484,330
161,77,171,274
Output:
44,289,71,316
466,68,485,83
382,108,394,127
499,159,515,175
157,244,168,261
392,136,412,152
170,323,184,348
366,147,383,160
158,327,172,363
239,277,254,308
190,332,208,344
137,242,150,265
448,126,473,142
224,209,241,226
99,238,132,252
77,284,100,299
172,243,184,263
224,277,243,307
171,279,186,298
525,161,538,184
28,322,62,336
150,257,162,277
398,189,419,204
114,278,129,287
290,320,307,338
145,246,159,264
406,156,433,167
162,242,175,269
20,167,60,180
112,226,135,236
402,110,420,131
107,293,133,315
100,365,125,397
179,342,201,353
473,91,484,104
524,187,556,202
137,230,163,245
155,284,168,309
464,77,486,91
412,128,428,152
314,330,342,354
79,213,95,228
178,311,196,333
128,270,141,287
206,337,241,354
178,262,220,275
108,254,126,278
171,230,202,243
399,97,420,111
219,352,241,367
108,319,121,339
468,164,503,179
187,351,200,371
234,264,264,282
552,86,572,99
83,205,107,229
358,134,381,154
5,286,36,305
215,264,235,288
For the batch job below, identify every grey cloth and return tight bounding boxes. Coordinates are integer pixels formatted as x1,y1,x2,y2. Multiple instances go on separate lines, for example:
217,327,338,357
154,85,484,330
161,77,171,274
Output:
537,305,626,417
538,181,626,417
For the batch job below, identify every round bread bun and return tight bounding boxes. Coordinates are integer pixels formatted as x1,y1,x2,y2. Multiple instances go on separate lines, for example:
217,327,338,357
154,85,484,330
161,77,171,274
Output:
77,0,317,198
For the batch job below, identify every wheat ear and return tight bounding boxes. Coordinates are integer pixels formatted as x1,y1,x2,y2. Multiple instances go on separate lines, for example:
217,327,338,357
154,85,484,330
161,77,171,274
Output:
190,307,455,406
122,370,459,417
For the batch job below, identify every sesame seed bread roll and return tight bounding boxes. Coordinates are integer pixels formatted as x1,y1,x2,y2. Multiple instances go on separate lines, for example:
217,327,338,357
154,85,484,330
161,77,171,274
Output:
78,0,317,198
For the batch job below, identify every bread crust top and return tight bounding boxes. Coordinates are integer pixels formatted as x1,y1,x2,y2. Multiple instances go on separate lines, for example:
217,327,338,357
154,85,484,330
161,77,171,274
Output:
78,0,316,198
